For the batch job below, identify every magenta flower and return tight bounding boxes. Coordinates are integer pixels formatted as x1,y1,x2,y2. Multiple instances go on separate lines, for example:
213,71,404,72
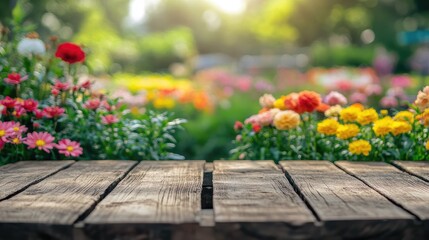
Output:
1,96,16,109
4,73,28,85
56,139,83,157
84,99,101,110
23,132,55,153
43,106,65,118
101,114,119,125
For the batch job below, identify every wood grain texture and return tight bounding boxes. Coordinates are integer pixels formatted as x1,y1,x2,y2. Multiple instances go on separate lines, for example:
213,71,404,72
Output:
0,160,135,240
336,161,429,221
83,161,205,240
394,161,429,182
213,160,315,225
85,161,205,224
280,161,419,239
280,161,412,221
0,160,74,200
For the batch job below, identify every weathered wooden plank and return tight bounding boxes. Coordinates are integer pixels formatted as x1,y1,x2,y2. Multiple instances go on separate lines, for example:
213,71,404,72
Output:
281,161,418,239
394,161,429,182
83,161,205,239
0,160,135,240
212,160,317,239
336,161,429,221
0,160,74,200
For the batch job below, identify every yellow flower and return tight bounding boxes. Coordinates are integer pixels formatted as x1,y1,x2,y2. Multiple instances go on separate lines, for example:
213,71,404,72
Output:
357,108,378,125
340,106,361,122
373,117,394,136
273,110,300,130
273,96,287,110
325,105,342,118
336,124,359,139
380,109,388,116
317,118,340,135
153,97,175,109
349,140,371,156
391,121,412,136
426,140,429,151
393,111,414,123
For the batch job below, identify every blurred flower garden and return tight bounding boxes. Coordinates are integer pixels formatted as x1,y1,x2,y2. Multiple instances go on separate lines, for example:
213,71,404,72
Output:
2,0,429,163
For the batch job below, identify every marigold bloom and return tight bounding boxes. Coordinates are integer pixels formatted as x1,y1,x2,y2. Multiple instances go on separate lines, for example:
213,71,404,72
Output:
390,121,412,136
55,42,85,64
297,91,321,113
153,97,175,109
56,139,83,157
373,117,394,136
43,106,65,118
273,110,300,130
316,103,330,112
259,94,276,108
317,118,340,135
325,105,343,118
340,106,361,122
336,124,359,139
417,109,429,126
414,86,429,110
4,73,28,85
273,96,288,110
349,140,371,156
380,109,388,116
283,93,300,112
101,114,119,125
393,111,414,123
357,108,378,125
24,132,55,153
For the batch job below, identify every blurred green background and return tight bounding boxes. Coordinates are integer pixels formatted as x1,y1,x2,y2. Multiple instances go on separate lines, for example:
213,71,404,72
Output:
1,0,429,160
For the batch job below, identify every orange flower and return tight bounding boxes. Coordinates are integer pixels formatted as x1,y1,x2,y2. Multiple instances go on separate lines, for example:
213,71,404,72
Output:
258,108,270,114
283,93,300,112
316,103,330,112
350,103,365,111
297,91,321,113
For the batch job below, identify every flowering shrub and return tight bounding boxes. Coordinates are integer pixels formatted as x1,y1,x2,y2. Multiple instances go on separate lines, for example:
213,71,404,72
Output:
0,30,185,165
231,89,429,162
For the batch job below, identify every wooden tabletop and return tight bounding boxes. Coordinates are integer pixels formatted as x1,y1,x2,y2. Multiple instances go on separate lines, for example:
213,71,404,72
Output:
0,160,428,240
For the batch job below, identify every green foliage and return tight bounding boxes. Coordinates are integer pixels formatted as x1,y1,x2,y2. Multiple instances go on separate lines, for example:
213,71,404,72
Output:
310,43,375,67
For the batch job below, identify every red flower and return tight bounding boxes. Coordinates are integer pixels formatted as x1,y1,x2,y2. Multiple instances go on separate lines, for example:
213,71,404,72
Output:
84,99,100,110
80,80,91,89
234,121,243,131
12,106,26,118
23,99,38,112
252,124,262,133
1,97,16,108
297,91,321,113
55,42,85,64
4,73,28,85
43,106,65,118
34,109,44,119
53,80,70,91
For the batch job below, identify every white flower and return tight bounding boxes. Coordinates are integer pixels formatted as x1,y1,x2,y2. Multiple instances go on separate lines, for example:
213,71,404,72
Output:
259,94,276,108
17,38,46,55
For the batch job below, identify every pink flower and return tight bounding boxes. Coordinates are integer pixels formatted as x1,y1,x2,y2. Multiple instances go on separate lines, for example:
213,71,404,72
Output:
12,106,26,118
0,121,14,142
1,96,16,109
56,139,83,157
84,99,100,110
364,84,383,96
380,96,398,108
350,92,368,104
391,75,412,88
324,91,347,106
51,88,60,96
23,132,55,153
23,99,38,112
43,106,65,118
101,114,119,125
53,80,70,91
10,122,27,135
34,109,44,119
101,100,112,111
10,135,23,145
4,73,28,85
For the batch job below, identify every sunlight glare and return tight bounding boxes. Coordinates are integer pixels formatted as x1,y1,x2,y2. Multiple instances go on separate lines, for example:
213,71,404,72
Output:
206,0,246,14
